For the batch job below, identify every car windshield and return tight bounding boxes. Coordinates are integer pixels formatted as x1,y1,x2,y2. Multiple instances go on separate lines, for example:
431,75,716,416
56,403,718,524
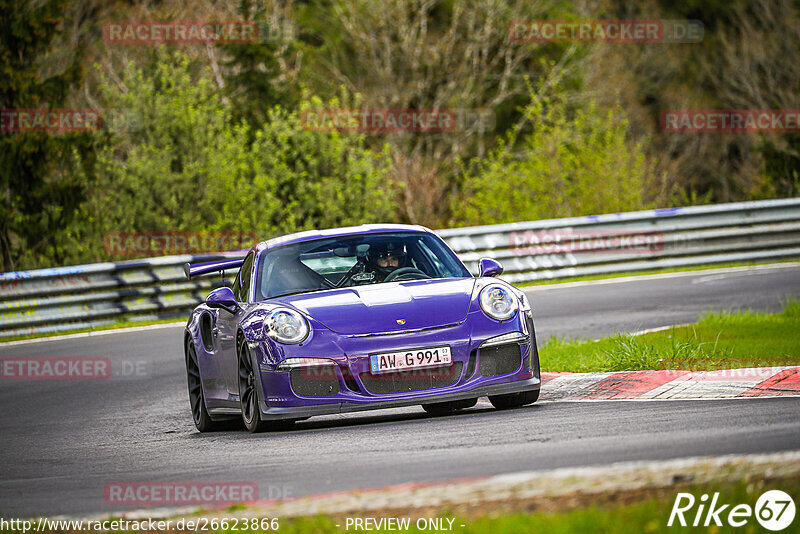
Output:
254,232,471,300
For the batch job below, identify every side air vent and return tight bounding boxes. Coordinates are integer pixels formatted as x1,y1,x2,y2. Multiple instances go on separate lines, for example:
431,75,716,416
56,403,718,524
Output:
199,312,215,352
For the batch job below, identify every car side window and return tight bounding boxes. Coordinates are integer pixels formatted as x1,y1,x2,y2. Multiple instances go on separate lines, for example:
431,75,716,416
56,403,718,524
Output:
236,253,255,302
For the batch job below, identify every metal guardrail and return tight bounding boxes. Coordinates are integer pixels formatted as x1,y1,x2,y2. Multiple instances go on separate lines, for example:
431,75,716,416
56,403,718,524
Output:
2,198,799,338
0,254,238,338
438,197,800,283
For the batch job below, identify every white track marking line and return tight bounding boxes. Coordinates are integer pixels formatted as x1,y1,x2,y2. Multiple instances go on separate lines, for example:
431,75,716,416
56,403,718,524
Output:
522,262,800,292
0,322,186,347
629,324,691,336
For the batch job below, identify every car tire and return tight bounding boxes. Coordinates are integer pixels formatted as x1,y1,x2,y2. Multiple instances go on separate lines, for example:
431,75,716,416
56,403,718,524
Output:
186,342,226,432
422,398,478,416
488,388,539,410
237,335,270,433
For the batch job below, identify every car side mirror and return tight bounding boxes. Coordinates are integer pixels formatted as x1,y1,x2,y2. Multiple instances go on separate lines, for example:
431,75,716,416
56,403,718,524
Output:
205,287,239,314
478,258,504,277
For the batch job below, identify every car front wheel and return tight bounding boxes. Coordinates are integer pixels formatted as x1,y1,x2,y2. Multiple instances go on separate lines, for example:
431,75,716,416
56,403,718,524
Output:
186,342,224,432
238,336,270,433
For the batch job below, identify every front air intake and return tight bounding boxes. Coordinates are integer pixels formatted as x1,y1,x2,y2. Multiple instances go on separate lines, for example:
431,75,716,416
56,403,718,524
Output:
360,362,463,394
479,344,522,377
289,367,341,397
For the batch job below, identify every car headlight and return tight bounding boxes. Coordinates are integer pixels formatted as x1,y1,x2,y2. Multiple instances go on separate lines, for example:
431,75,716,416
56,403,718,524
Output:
479,284,518,321
265,308,309,344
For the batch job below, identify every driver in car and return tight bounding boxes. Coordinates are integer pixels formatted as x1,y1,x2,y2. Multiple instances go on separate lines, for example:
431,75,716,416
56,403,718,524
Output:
369,242,407,282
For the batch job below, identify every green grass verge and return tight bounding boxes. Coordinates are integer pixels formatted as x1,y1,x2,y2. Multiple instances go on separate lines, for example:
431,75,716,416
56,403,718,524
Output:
515,259,799,287
541,299,800,373
3,477,793,533
279,477,798,533
0,317,184,343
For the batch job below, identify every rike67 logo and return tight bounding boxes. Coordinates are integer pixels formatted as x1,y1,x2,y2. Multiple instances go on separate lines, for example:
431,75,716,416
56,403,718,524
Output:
669,490,796,530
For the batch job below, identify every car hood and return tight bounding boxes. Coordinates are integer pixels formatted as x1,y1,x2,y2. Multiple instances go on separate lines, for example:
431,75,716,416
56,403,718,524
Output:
273,278,477,335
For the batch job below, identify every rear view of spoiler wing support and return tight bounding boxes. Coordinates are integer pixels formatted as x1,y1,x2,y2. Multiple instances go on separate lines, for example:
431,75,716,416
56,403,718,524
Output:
184,258,245,280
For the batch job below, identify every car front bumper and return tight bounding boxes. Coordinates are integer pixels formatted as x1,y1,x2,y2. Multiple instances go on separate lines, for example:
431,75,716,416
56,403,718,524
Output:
256,377,540,420
249,308,541,420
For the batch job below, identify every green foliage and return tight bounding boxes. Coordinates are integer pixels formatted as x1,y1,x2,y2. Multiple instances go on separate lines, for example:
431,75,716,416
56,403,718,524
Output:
294,0,583,227
240,97,395,235
68,51,394,260
755,134,800,198
221,0,298,128
0,0,94,271
93,52,250,233
454,87,649,226
5,0,800,271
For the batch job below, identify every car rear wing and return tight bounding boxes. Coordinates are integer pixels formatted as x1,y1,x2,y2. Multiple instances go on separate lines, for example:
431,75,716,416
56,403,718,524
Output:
184,257,245,280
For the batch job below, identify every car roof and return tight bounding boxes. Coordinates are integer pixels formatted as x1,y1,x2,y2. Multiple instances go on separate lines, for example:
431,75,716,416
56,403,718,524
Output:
255,224,433,253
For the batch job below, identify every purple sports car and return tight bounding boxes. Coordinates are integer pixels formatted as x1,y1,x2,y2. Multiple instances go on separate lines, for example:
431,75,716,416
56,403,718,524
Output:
183,224,540,433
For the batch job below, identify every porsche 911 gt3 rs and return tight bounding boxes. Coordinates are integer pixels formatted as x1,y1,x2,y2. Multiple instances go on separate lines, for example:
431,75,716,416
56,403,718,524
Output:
183,224,540,433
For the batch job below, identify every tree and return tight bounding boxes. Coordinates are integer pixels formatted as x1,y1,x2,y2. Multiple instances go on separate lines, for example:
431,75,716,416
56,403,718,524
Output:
77,51,394,260
295,0,578,227
219,0,301,128
454,88,649,225
0,0,94,271
88,51,253,240
585,0,800,204
705,0,800,198
240,95,396,235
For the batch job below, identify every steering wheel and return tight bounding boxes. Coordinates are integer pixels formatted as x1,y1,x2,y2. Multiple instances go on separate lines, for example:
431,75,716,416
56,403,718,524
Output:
384,267,430,282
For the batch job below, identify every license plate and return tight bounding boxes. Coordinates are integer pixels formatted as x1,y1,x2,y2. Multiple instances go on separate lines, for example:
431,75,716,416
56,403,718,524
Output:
369,346,452,374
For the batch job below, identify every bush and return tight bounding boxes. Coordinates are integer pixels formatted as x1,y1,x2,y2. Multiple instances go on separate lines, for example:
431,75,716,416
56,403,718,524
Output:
454,88,649,226
234,96,395,237
64,52,394,262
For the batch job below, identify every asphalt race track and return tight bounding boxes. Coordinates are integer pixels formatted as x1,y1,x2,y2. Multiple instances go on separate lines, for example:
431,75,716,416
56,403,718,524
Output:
1,264,799,517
